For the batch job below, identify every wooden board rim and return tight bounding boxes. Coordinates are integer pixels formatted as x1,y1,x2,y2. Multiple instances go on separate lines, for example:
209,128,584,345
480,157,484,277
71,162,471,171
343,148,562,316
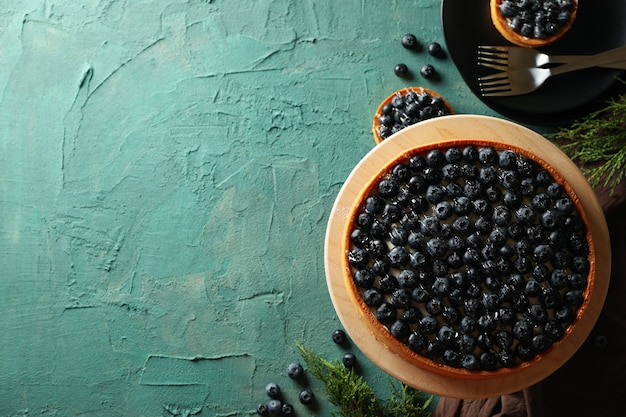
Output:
324,114,611,399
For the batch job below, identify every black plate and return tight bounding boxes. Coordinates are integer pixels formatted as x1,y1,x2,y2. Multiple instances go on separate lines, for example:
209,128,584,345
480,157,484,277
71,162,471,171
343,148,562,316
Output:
442,0,626,126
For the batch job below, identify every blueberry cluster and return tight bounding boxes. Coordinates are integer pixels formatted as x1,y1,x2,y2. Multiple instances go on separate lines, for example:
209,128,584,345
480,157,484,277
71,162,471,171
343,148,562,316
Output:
256,364,313,416
347,145,590,371
256,330,357,415
498,0,576,39
395,33,444,79
376,90,451,141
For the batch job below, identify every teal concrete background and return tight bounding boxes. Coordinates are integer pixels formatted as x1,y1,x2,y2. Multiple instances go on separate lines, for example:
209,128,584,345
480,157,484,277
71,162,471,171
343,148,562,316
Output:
0,1,502,416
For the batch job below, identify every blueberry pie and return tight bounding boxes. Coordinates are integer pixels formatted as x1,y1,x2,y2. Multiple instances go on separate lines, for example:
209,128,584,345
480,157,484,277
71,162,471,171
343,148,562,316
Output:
344,141,593,373
490,0,578,47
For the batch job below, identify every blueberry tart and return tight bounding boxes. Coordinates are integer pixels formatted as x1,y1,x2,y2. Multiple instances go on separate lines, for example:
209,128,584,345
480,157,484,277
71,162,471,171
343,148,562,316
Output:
373,87,453,144
327,116,610,396
490,0,578,47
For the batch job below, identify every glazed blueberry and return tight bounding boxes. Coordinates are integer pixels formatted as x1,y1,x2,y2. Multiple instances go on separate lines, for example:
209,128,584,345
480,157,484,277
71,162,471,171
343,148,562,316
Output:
388,246,409,268
540,286,562,309
404,307,423,323
390,319,411,340
528,304,548,325
391,288,413,309
375,303,397,323
445,147,463,163
478,147,498,165
419,316,439,334
362,288,383,307
407,329,429,350
480,352,498,371
498,349,517,368
513,319,533,343
461,353,480,370
426,297,445,315
544,320,564,341
434,201,453,220
443,349,461,366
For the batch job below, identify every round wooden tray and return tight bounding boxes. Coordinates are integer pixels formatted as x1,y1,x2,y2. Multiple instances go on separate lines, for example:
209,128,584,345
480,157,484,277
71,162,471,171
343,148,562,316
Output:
324,114,610,399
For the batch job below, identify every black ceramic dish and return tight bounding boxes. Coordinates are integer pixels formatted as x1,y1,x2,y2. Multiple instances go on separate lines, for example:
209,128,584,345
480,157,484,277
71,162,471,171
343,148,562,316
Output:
442,0,626,126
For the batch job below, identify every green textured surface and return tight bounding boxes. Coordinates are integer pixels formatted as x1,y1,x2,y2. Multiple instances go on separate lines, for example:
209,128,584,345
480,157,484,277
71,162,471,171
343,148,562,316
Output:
0,1,504,416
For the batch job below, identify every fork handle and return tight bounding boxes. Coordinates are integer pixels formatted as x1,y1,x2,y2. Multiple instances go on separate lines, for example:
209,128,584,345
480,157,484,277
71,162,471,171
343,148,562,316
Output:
551,45,626,75
549,55,626,70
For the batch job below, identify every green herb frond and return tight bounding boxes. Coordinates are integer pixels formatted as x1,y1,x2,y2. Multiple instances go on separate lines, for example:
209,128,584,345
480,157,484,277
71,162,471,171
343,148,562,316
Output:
383,381,433,417
297,342,433,417
297,342,379,417
548,86,626,194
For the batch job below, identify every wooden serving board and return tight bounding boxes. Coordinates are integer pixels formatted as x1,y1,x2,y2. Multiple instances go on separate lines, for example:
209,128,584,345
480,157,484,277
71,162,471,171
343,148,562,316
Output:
324,114,610,399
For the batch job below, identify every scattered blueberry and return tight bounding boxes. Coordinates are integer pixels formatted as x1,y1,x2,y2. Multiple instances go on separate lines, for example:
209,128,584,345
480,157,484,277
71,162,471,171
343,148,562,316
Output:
342,352,357,368
332,329,347,345
281,404,294,415
257,403,269,415
267,399,282,415
427,42,443,57
265,382,281,398
394,63,409,77
286,362,304,379
299,388,315,405
401,33,420,50
420,64,436,79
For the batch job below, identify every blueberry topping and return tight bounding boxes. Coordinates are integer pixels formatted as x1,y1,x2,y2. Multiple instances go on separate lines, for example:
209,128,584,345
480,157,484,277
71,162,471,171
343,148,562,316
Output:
348,145,589,371
376,90,451,140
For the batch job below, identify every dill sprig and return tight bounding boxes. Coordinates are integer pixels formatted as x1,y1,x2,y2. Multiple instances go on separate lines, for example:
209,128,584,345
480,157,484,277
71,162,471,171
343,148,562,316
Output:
547,87,626,194
296,342,432,417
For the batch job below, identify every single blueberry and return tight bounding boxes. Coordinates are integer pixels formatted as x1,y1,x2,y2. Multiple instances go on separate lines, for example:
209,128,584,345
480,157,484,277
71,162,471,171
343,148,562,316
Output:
420,64,436,79
394,63,409,78
401,33,419,50
299,388,315,405
265,383,281,398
